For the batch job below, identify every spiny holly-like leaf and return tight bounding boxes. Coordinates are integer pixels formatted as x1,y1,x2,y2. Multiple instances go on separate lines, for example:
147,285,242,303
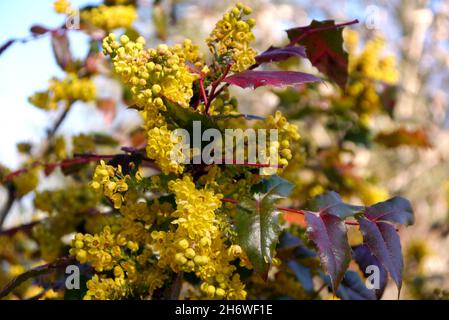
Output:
286,20,357,89
305,211,351,291
236,176,293,276
358,218,403,293
331,271,377,300
365,197,414,226
312,191,364,219
374,128,431,149
255,46,307,64
353,244,388,299
51,30,73,71
223,70,320,89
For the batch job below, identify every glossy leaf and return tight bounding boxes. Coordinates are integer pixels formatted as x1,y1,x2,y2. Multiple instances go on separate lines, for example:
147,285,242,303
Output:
305,211,351,291
51,31,73,71
236,176,293,276
358,218,403,293
312,191,364,219
353,244,388,299
223,70,320,89
287,20,355,88
255,46,307,64
365,197,414,226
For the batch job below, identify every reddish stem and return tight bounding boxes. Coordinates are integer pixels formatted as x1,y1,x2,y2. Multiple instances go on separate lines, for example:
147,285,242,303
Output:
199,77,208,107
205,63,233,115
222,198,359,226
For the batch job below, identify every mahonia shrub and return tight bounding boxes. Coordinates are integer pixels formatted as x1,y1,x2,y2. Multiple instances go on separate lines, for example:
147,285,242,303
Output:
0,1,416,300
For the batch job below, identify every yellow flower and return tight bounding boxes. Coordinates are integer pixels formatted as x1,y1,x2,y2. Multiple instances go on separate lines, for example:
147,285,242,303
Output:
207,4,257,72
81,5,137,31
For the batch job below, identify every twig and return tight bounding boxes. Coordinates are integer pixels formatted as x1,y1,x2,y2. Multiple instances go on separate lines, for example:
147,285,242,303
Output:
205,63,233,114
0,256,75,299
0,186,15,228
0,220,42,237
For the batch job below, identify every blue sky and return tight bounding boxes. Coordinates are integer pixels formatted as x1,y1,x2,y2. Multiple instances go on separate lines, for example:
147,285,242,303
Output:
0,0,102,168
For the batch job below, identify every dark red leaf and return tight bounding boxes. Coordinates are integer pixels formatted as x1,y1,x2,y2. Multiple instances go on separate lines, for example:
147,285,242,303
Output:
365,197,414,226
223,70,320,89
286,20,357,89
255,46,307,64
30,25,51,35
51,30,73,71
305,211,351,291
313,191,364,219
357,218,403,294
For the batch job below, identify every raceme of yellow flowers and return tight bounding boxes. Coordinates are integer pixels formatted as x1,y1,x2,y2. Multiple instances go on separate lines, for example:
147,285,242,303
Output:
80,5,137,31
54,0,137,31
206,3,257,72
29,74,96,110
344,30,399,114
68,3,299,300
72,175,247,299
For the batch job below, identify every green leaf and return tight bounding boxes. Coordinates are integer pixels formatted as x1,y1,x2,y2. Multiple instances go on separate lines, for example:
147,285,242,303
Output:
164,100,219,132
236,176,293,276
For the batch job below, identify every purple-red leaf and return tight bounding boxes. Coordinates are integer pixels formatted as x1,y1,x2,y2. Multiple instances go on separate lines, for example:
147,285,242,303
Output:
365,197,414,226
358,218,403,294
223,70,320,89
352,244,388,299
255,46,307,64
305,211,351,291
286,20,357,89
313,191,364,219
51,30,73,71
30,25,51,35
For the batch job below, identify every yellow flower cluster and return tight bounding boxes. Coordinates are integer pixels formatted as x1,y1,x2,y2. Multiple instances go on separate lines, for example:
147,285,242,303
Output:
12,167,39,198
151,176,247,299
90,160,129,208
29,74,96,110
53,0,71,14
102,34,199,128
72,133,96,154
207,3,257,72
344,30,399,114
258,111,300,175
81,5,137,31
33,185,101,261
146,126,186,174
